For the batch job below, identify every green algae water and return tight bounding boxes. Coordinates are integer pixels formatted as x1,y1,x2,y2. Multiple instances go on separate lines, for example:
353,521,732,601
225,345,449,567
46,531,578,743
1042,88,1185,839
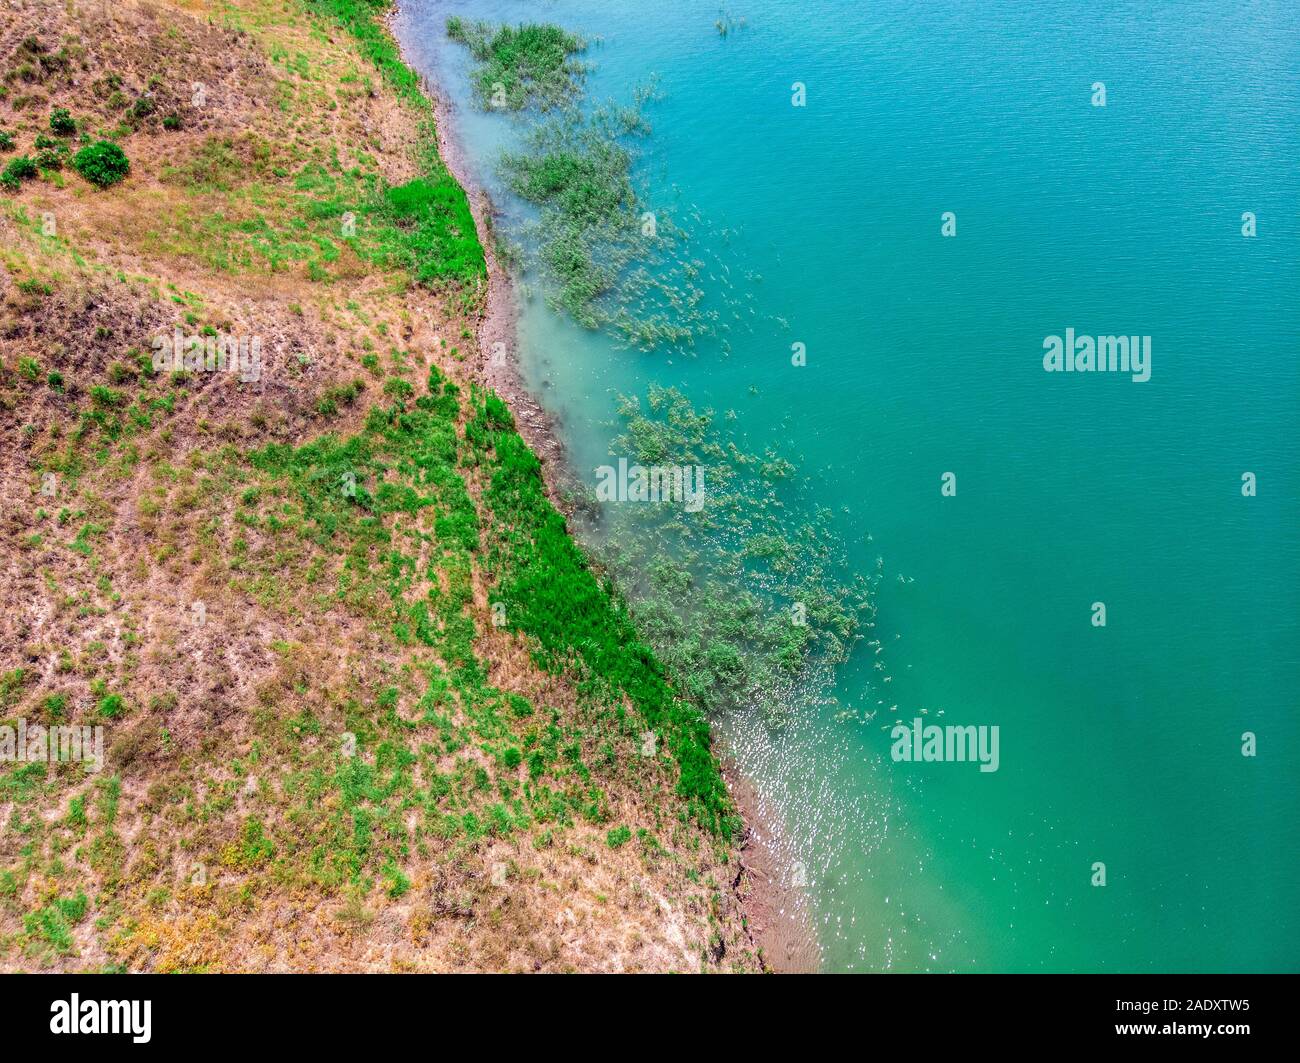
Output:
395,0,1300,971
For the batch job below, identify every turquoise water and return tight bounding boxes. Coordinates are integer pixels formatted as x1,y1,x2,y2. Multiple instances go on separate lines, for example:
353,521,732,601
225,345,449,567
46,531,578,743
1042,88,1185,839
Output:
395,0,1300,971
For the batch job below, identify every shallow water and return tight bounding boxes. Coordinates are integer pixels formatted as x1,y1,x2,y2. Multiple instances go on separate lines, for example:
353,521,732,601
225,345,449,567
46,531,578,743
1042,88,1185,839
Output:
395,0,1300,971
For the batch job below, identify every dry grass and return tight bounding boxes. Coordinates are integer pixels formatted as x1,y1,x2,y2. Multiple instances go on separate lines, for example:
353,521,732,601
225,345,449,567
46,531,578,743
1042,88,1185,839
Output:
0,0,759,973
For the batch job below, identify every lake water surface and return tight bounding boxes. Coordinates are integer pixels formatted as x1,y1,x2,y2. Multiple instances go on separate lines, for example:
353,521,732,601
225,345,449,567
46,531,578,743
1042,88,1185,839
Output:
395,0,1300,971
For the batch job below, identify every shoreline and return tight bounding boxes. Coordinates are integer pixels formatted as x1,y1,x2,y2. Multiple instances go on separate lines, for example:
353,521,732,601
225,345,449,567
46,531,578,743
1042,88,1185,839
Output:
388,5,819,972
393,11,576,508
722,760,824,973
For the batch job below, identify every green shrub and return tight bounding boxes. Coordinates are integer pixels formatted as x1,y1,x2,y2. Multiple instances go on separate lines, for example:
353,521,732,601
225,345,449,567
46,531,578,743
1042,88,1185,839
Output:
89,385,123,407
606,825,632,849
0,154,38,190
97,693,126,718
469,391,737,837
382,377,413,402
0,131,16,151
93,72,123,98
384,863,411,898
162,114,182,131
72,141,129,187
49,107,76,135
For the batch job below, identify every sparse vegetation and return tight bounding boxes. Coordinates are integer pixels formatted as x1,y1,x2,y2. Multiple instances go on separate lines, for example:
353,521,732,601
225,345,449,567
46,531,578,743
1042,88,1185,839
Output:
452,25,749,350
0,0,758,975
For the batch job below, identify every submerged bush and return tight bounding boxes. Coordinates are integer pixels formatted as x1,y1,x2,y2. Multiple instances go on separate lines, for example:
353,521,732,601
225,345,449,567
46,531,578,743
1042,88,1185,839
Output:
447,18,587,111
457,19,744,351
581,385,876,730
494,94,730,349
73,141,130,187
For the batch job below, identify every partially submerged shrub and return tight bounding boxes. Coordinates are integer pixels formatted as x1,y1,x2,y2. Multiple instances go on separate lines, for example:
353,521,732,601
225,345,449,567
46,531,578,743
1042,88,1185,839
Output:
446,18,588,111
